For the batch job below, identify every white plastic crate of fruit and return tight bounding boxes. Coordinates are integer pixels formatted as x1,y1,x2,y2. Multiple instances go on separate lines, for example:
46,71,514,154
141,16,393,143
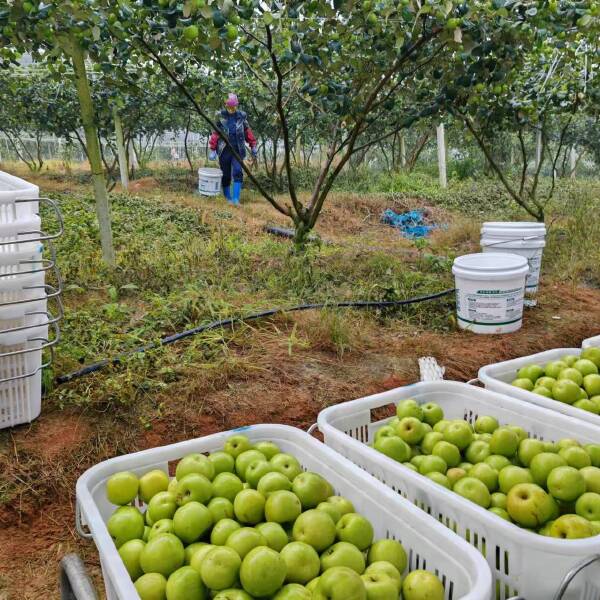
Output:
478,348,600,427
584,337,600,349
317,381,600,600
76,424,491,600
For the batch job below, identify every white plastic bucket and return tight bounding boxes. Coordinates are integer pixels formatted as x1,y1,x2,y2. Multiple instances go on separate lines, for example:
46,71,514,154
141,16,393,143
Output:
197,167,222,197
452,252,529,334
480,222,546,294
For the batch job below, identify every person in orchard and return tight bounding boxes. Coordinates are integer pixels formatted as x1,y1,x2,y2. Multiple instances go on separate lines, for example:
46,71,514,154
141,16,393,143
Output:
208,93,258,206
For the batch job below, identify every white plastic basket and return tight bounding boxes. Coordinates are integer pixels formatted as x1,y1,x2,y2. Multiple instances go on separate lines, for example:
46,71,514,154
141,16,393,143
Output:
0,313,50,427
583,336,600,349
478,348,600,427
0,170,39,217
76,424,492,600
317,381,600,600
0,171,63,429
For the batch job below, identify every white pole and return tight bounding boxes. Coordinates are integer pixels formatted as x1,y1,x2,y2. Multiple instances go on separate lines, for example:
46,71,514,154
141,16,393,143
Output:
129,141,138,169
535,129,542,170
400,134,406,168
113,107,129,191
570,146,577,179
436,124,447,188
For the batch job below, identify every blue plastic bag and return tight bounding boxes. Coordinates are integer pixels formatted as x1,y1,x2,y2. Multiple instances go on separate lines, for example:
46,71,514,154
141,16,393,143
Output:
380,209,435,239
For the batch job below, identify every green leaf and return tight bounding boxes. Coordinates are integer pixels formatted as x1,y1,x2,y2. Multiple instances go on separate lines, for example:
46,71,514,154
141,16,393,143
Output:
577,14,592,27
263,11,273,25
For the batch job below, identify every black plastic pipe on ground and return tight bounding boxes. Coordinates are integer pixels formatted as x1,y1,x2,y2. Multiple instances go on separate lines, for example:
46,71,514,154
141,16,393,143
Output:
56,288,455,385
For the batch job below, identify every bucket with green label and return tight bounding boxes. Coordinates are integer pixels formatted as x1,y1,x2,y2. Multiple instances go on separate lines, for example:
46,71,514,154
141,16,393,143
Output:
452,253,529,334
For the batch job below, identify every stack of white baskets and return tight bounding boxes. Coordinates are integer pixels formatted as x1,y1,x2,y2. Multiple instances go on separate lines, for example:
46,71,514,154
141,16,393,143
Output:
0,171,63,428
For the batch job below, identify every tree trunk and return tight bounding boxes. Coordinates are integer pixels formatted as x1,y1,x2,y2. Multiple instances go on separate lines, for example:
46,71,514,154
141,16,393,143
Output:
113,107,129,191
64,36,115,264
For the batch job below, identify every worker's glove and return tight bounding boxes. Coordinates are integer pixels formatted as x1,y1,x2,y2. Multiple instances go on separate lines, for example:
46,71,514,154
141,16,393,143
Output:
208,150,217,161
251,148,258,158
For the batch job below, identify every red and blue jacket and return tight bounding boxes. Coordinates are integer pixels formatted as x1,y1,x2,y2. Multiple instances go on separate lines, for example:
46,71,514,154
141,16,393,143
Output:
209,110,257,159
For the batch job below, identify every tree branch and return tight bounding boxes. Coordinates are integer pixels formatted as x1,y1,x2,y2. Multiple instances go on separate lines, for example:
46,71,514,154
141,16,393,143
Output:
265,24,302,218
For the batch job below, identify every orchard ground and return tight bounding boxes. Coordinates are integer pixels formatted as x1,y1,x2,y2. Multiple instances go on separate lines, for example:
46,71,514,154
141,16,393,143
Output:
1,163,600,599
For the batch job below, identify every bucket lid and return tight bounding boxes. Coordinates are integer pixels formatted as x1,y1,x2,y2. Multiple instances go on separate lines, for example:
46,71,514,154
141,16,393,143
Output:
453,252,529,274
480,223,546,240
482,221,545,229
198,167,222,175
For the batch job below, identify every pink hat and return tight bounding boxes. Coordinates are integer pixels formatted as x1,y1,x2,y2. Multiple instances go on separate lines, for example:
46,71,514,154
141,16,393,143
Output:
225,93,239,107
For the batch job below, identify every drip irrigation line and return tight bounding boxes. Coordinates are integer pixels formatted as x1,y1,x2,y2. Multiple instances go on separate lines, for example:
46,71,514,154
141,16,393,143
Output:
55,288,455,385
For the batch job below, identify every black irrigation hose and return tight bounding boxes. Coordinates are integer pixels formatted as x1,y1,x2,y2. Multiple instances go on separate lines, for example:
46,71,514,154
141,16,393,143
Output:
55,288,455,385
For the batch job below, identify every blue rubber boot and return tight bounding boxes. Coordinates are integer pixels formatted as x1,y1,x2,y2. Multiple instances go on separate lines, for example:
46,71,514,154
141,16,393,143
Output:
232,182,242,206
223,186,231,201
